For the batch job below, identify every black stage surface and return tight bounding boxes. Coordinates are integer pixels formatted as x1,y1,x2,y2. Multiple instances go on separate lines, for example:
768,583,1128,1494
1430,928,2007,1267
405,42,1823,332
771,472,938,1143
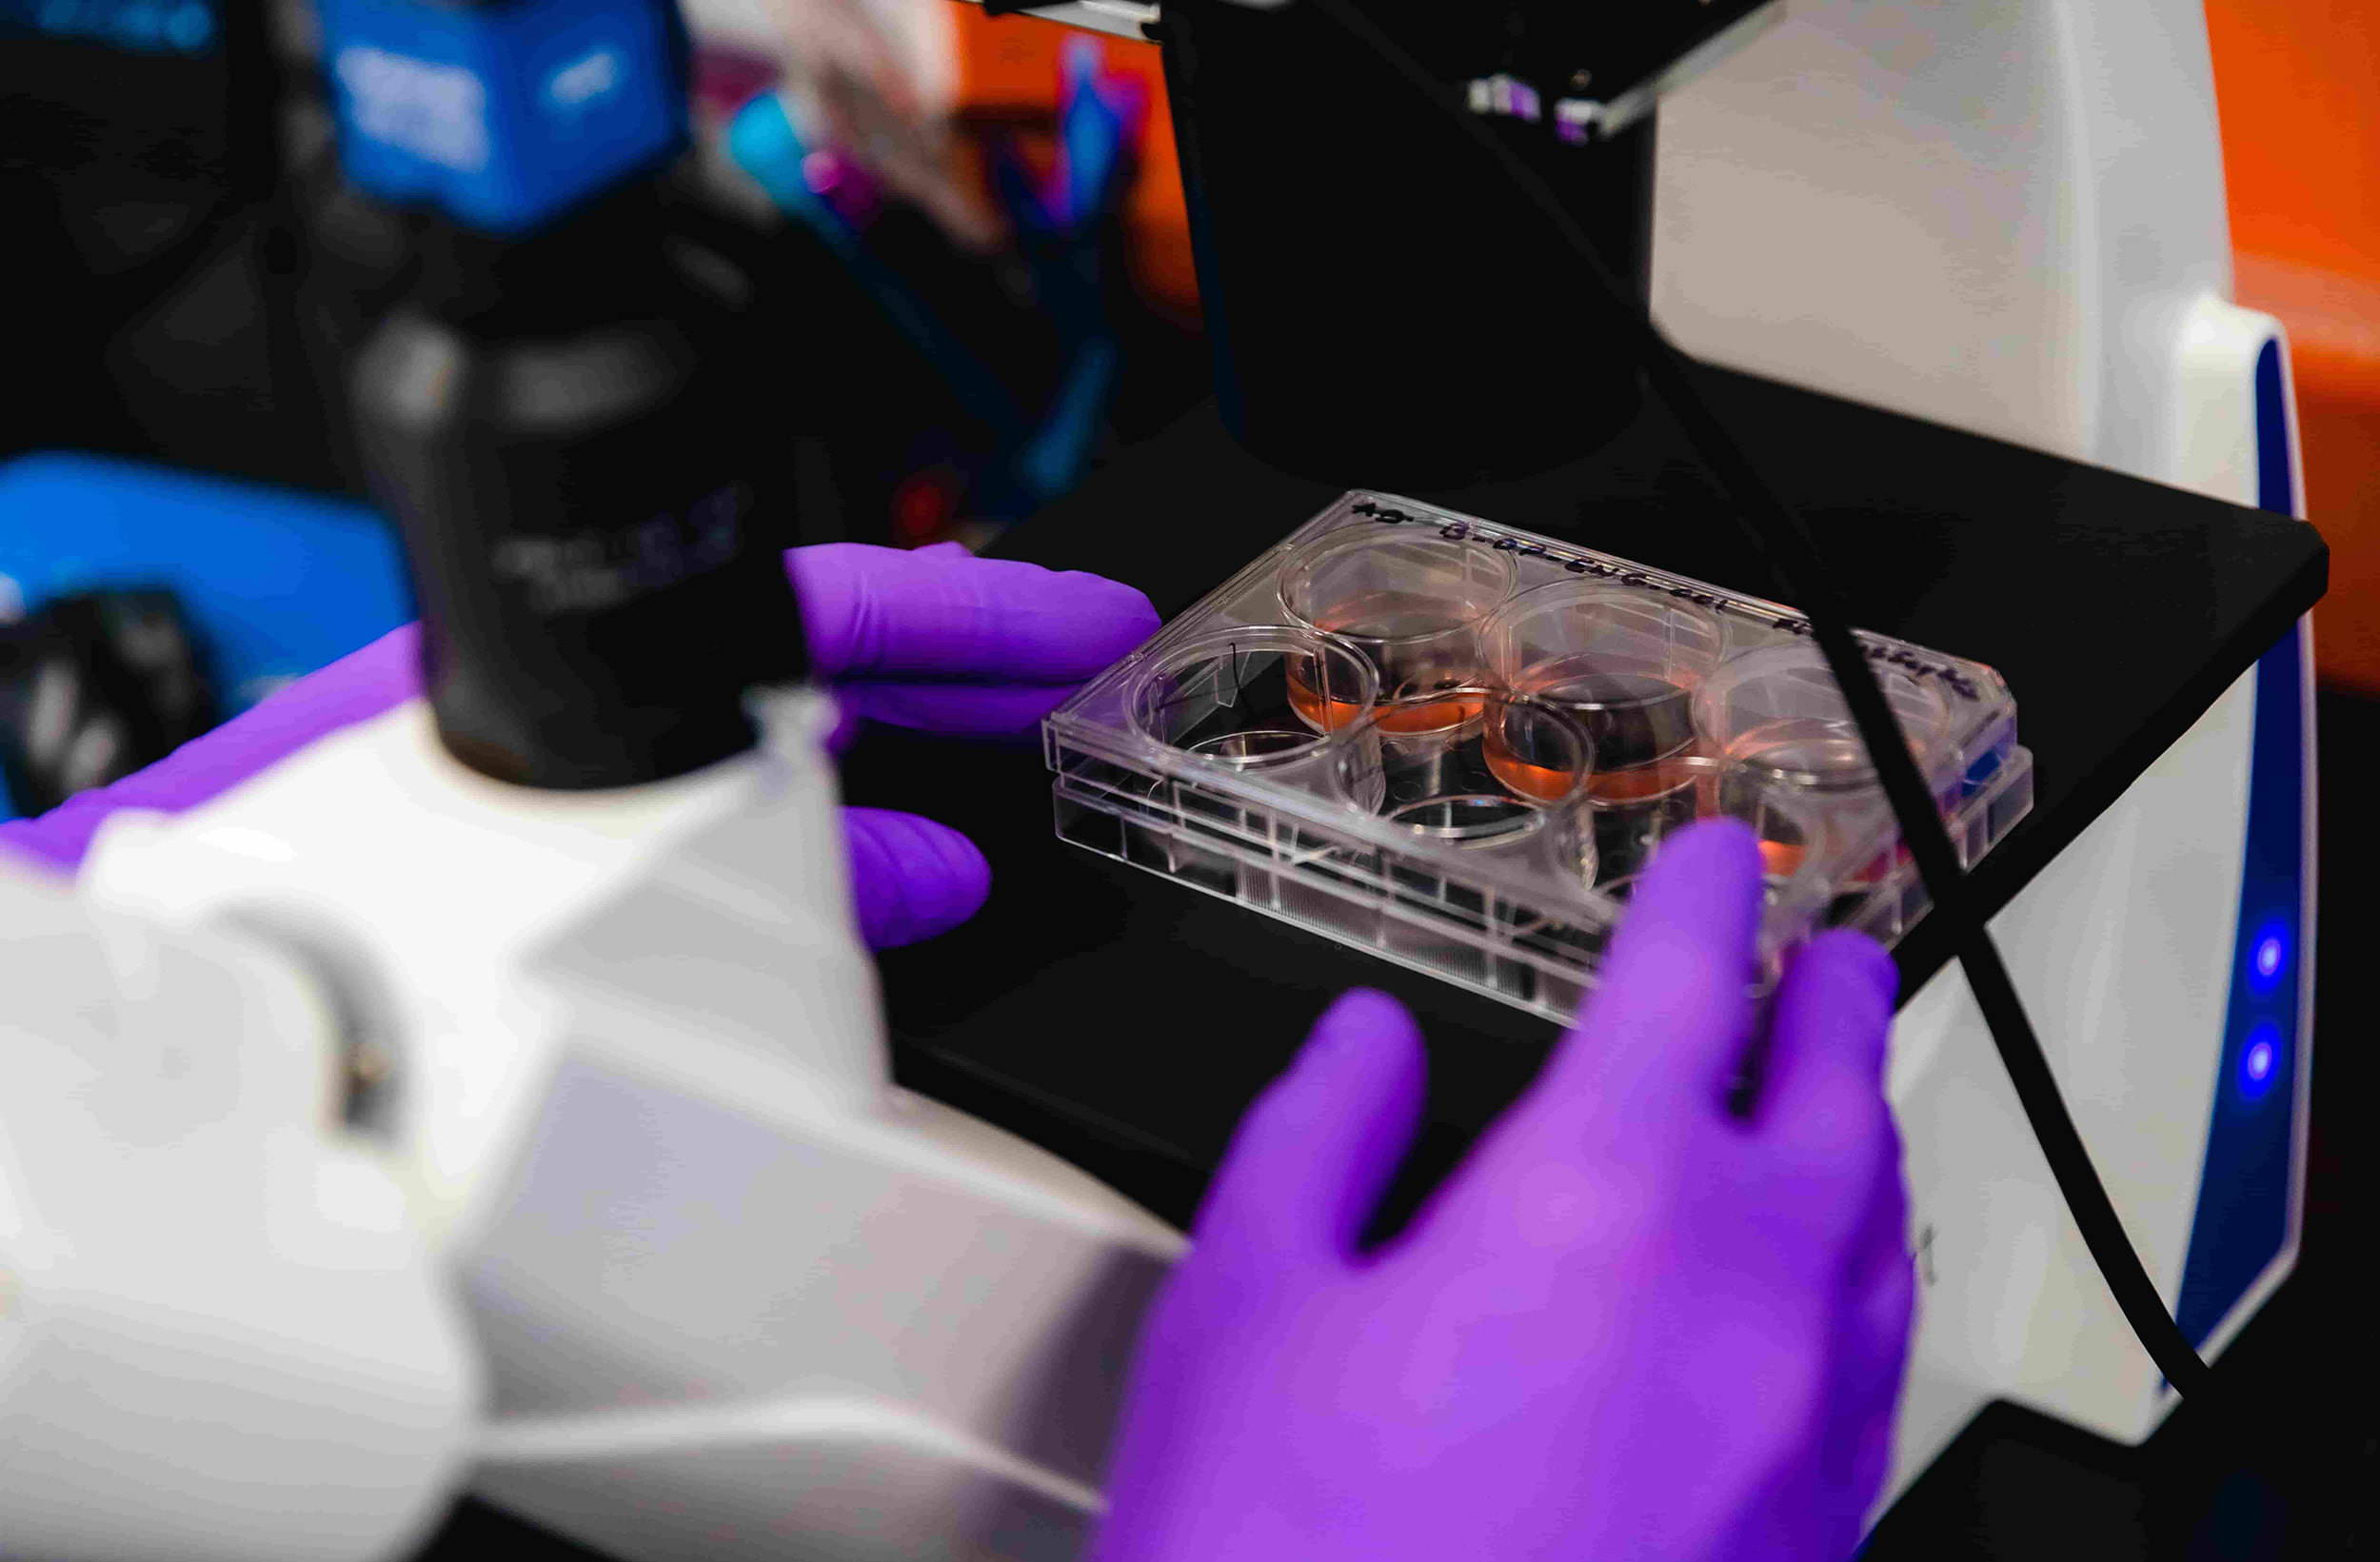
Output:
866,373,2324,1234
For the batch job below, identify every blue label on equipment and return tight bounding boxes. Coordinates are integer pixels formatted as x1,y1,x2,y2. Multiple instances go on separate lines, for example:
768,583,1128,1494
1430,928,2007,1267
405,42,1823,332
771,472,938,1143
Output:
319,0,684,234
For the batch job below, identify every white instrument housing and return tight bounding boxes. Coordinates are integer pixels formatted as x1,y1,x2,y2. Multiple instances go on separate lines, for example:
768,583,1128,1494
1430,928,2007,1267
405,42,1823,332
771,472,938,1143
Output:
58,692,1181,1561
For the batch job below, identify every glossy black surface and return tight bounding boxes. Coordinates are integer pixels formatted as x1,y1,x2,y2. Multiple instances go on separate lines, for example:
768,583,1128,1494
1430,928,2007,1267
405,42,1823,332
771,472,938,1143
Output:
862,372,2326,1237
1152,0,1656,488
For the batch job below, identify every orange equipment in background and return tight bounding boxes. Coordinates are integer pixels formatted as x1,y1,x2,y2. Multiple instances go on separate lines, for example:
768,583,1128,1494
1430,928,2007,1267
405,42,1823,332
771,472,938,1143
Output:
2207,3,2380,693
947,3,1197,324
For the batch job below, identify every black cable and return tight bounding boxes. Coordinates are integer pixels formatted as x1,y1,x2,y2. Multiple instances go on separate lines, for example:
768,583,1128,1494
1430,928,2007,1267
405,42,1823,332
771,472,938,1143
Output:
1282,0,2216,1399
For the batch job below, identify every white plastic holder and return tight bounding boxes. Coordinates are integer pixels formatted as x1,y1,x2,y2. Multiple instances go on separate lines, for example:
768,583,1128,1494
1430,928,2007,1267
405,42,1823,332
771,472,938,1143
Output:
69,687,1184,1561
0,864,480,1562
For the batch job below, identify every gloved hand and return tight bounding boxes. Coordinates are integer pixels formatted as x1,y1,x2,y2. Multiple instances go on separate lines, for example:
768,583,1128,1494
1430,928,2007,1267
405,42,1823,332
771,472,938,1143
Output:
1091,820,1914,1562
0,542,1156,949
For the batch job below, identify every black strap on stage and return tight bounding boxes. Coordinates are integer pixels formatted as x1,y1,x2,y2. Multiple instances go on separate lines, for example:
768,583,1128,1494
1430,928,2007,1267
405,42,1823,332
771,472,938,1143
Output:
1281,0,2216,1399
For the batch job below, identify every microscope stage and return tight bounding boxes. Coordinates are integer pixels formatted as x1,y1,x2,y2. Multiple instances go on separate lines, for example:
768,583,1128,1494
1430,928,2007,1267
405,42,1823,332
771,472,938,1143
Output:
853,366,2326,1231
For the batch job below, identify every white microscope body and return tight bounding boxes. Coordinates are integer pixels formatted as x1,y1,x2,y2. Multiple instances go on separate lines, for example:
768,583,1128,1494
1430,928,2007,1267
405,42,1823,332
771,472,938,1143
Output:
7,689,1178,1562
1654,0,2315,1505
0,0,2315,1556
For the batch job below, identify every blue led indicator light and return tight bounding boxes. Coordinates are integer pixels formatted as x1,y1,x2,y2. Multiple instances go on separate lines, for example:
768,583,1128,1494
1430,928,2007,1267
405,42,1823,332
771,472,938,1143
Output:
2239,1026,2281,1100
2254,936,2283,979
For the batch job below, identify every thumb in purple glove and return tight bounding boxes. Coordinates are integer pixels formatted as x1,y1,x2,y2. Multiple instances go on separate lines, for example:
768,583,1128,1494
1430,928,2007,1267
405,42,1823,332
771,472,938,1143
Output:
1090,818,1914,1562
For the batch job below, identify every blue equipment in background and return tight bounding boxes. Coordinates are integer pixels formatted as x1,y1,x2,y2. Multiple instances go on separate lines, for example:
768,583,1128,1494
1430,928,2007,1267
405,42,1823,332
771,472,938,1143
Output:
316,0,685,234
0,453,411,820
727,36,1140,522
0,0,219,52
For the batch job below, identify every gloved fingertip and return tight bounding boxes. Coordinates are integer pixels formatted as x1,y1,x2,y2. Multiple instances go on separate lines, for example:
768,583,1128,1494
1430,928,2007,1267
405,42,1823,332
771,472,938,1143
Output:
1300,986,1421,1073
1751,927,1906,1155
1044,571,1162,663
788,543,1157,682
1637,816,1762,898
1201,986,1426,1259
841,808,992,949
1601,819,1764,981
1531,816,1770,1133
1798,927,1901,1020
1605,815,1765,984
1779,931,1899,1070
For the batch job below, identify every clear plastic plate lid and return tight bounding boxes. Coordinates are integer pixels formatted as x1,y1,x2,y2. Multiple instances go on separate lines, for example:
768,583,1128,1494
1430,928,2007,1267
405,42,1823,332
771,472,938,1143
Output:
1045,491,2033,1022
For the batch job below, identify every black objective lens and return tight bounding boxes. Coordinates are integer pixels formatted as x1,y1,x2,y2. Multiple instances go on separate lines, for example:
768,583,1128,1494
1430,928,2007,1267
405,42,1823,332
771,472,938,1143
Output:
350,187,804,790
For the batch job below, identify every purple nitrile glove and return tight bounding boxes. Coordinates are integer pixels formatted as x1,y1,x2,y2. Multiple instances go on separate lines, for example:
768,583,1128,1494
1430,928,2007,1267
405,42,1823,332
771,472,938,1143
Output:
1091,819,1914,1562
0,542,1157,950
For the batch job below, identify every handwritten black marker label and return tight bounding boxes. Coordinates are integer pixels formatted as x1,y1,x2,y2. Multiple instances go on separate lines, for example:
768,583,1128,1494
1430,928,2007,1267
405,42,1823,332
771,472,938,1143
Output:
1343,497,1985,701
